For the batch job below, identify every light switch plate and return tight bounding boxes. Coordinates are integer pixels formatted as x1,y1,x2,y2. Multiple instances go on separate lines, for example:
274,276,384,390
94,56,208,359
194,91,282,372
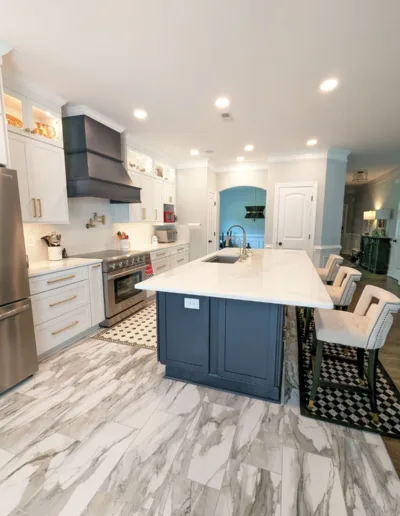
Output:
184,298,199,310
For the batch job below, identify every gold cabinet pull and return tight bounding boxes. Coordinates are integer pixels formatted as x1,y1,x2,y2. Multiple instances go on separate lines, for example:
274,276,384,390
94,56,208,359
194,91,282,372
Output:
155,209,157,220
49,295,77,308
92,264,101,268
32,198,37,218
142,207,146,220
52,320,79,336
47,274,76,284
37,198,42,217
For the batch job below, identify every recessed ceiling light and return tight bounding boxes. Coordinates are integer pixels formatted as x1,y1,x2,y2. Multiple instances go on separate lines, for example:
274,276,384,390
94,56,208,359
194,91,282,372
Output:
306,138,318,146
133,109,148,120
190,149,199,156
236,156,244,162
319,78,338,92
244,144,254,152
215,97,230,109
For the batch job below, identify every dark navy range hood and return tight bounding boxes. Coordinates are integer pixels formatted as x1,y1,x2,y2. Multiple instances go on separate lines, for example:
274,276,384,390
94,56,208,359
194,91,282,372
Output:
62,115,140,203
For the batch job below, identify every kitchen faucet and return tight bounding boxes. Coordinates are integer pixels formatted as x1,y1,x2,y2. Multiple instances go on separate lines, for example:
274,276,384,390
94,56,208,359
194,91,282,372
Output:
226,225,248,259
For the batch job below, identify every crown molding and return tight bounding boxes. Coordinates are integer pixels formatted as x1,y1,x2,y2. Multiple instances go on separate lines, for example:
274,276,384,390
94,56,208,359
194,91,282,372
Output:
176,160,209,170
268,148,350,164
62,104,125,132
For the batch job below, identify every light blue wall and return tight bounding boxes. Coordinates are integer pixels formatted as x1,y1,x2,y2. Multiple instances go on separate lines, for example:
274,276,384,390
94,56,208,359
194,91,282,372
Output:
220,186,266,248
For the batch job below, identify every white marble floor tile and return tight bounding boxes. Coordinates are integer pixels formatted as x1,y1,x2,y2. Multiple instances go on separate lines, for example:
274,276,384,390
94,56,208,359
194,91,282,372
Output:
230,398,267,461
215,459,281,516
0,432,76,516
283,408,336,459
158,381,204,416
178,402,239,490
21,422,138,516
202,387,250,411
82,491,138,516
0,449,14,469
101,409,188,511
147,474,220,516
281,446,347,516
332,435,400,516
244,430,282,475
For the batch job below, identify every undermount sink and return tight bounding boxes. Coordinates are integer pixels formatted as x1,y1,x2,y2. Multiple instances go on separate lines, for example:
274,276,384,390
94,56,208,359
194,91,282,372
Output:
203,255,240,264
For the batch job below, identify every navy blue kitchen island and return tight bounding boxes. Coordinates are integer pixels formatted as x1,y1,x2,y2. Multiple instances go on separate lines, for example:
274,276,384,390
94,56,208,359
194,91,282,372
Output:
157,292,285,401
136,248,333,403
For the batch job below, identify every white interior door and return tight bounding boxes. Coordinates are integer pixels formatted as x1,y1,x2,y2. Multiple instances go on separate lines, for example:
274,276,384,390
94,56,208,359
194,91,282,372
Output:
274,183,317,256
207,191,217,254
388,201,400,283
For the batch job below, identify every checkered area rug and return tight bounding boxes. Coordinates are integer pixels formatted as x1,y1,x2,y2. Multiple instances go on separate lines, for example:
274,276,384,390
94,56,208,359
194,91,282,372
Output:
97,303,157,350
297,307,400,438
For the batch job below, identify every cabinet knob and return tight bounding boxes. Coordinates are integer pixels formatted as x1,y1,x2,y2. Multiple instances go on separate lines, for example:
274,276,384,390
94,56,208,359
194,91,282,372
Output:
278,242,282,246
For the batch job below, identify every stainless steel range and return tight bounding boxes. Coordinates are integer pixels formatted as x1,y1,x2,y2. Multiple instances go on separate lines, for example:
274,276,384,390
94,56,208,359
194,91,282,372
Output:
76,250,152,327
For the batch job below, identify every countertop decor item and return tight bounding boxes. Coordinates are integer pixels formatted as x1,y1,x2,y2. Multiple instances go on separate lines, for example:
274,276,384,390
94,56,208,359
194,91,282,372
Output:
41,232,63,261
363,210,376,234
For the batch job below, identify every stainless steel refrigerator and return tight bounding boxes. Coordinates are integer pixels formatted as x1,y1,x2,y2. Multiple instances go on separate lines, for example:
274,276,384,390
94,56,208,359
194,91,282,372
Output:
0,167,38,394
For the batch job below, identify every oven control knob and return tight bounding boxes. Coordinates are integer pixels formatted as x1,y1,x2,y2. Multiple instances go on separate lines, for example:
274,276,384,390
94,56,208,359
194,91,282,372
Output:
109,263,116,270
118,261,124,268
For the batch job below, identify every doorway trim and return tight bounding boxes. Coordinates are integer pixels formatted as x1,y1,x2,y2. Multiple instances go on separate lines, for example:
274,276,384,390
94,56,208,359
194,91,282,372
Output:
272,182,318,256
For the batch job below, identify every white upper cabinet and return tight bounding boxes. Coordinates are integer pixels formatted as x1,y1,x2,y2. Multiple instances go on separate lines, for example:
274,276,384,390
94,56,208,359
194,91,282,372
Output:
8,132,69,223
154,162,176,183
153,179,164,222
4,88,63,148
126,147,153,174
163,181,176,206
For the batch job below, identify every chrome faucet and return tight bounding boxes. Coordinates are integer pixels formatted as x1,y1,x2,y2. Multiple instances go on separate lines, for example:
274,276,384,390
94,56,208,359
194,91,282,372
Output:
226,225,248,259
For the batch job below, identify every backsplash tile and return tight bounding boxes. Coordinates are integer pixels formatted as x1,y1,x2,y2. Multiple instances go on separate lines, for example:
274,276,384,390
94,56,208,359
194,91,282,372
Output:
23,198,158,262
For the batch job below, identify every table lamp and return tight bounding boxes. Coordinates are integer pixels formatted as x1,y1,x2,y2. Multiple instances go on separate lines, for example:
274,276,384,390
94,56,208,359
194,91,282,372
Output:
363,210,376,234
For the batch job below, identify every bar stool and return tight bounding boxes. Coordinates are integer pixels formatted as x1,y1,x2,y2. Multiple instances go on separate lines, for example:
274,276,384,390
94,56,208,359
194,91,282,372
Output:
308,285,400,423
304,266,362,339
316,254,343,285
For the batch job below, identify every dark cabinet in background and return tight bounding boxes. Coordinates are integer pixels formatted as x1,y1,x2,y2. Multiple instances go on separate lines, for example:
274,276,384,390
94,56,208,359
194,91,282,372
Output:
360,236,391,274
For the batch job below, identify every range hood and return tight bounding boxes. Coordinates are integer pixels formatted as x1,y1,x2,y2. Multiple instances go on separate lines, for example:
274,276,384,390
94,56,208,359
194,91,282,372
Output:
63,115,140,203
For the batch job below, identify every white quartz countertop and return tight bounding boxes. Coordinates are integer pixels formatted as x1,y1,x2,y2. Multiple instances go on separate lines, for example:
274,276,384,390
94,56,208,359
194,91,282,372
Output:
136,248,333,308
28,258,103,278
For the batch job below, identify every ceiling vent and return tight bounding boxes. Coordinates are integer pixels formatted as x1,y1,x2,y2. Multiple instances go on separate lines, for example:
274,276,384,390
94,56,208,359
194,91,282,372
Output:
221,112,233,121
204,150,214,154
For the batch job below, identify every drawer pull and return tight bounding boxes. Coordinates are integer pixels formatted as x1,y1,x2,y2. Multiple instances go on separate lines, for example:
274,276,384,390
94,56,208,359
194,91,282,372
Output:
157,265,167,270
92,264,102,268
52,320,79,336
177,258,185,263
156,252,167,257
47,274,76,284
177,247,185,252
49,295,77,308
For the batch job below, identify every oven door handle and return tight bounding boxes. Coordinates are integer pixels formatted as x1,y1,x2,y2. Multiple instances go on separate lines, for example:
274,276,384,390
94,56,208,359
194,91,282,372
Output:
106,267,146,280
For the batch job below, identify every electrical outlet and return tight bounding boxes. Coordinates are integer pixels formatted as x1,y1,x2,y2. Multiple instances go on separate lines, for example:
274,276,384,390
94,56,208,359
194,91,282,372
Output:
184,298,200,310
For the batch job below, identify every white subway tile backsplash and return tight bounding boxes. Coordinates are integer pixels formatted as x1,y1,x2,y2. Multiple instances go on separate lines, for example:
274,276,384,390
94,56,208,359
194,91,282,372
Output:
23,198,173,262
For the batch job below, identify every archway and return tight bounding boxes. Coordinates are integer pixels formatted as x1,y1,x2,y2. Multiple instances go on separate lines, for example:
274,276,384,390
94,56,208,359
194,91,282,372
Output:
219,186,266,249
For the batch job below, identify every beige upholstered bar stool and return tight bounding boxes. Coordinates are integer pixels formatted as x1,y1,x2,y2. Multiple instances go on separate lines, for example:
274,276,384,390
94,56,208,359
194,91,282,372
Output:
316,254,343,285
304,266,362,338
308,285,400,423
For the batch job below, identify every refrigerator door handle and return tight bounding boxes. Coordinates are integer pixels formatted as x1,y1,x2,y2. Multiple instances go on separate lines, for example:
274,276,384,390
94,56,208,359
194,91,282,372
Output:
0,303,29,322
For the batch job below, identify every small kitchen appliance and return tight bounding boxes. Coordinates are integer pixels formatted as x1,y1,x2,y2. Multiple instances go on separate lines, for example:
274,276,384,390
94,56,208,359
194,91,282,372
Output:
164,211,177,223
155,228,177,243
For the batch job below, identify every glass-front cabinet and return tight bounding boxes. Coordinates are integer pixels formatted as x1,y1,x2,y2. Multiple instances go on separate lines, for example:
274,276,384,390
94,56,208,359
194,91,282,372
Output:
154,162,176,183
3,88,63,147
126,148,153,174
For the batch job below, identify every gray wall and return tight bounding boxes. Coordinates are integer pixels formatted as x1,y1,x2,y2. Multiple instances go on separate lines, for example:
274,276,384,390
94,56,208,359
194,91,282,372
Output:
346,167,400,238
321,158,347,245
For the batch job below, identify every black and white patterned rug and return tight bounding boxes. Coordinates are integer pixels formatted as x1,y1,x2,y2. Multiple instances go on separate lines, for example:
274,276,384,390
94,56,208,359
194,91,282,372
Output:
296,307,400,438
97,303,157,350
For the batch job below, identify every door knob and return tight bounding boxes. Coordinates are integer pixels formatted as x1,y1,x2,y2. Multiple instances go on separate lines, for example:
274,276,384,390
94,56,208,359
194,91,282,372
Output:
278,242,282,246
208,240,212,243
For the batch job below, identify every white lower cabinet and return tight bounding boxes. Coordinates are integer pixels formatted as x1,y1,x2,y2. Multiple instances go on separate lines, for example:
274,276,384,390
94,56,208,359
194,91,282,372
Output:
34,305,92,356
31,263,105,357
170,253,189,268
89,263,105,325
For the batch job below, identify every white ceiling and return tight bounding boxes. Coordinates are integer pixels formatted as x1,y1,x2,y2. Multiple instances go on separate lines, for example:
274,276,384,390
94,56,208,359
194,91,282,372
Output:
1,0,400,168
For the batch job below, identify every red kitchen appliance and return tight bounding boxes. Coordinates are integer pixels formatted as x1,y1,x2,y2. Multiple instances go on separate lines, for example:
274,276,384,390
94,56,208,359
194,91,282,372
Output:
164,211,177,223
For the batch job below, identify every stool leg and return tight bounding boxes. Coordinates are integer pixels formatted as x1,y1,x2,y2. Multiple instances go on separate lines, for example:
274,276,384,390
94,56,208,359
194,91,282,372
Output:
308,329,317,372
308,340,324,409
368,349,379,424
304,307,312,342
356,349,366,384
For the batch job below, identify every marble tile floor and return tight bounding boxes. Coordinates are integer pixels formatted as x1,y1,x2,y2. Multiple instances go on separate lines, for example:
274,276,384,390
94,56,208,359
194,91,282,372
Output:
0,308,399,516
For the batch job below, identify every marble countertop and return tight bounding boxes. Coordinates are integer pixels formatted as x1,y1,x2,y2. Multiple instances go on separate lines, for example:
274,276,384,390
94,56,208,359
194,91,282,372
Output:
28,258,103,278
136,248,333,308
